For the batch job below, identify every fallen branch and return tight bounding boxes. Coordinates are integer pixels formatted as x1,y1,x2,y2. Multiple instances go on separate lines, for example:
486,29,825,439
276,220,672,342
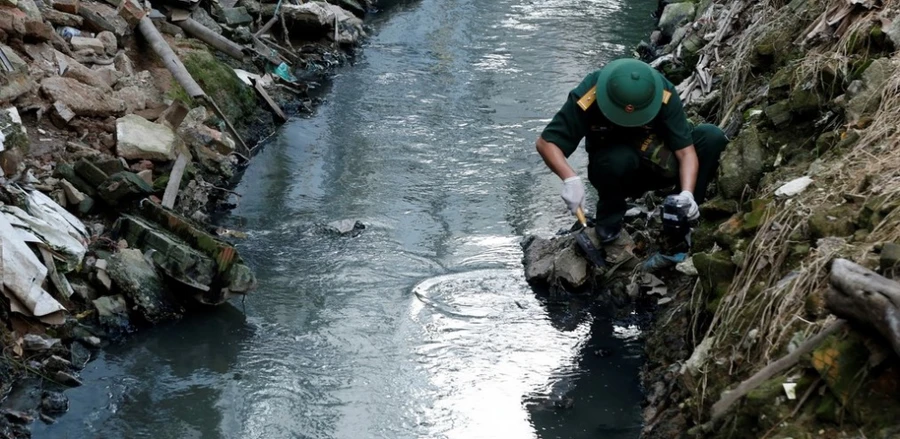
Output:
161,153,188,209
708,319,845,422
827,258,900,357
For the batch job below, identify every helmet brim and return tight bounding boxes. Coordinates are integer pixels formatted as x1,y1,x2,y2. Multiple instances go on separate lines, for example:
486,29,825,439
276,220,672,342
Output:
596,58,665,127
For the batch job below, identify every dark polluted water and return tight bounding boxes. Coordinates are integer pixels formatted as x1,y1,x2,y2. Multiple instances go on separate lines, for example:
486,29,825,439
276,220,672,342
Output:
34,0,658,437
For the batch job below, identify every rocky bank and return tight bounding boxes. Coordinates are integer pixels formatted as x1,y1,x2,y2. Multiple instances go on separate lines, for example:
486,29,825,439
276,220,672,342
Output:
524,0,900,437
0,0,374,433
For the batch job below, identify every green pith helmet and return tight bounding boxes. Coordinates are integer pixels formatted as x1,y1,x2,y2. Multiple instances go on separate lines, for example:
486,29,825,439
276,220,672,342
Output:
596,58,664,127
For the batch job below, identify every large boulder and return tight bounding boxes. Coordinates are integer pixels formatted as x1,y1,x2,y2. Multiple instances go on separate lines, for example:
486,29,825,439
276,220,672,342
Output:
658,2,695,39
40,77,126,117
717,125,766,200
115,114,178,161
107,248,183,323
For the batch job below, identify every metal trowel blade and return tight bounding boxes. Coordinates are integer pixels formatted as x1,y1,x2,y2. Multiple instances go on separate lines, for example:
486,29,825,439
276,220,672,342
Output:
574,231,607,268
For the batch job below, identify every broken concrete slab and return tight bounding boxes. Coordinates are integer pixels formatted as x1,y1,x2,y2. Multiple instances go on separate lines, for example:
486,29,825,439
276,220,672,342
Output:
115,114,178,161
50,100,76,128
96,171,153,205
92,294,129,329
40,76,125,117
78,2,128,38
52,0,78,15
59,178,86,205
222,6,252,25
108,248,184,323
96,30,116,55
0,44,36,102
69,36,105,54
73,158,109,187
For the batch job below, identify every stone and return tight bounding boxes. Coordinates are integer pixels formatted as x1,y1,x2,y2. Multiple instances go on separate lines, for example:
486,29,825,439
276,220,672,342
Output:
115,114,178,161
699,197,739,220
658,2,695,39
0,44,36,103
96,171,153,205
23,334,60,352
50,100,76,128
879,242,900,273
94,66,123,88
693,251,736,310
23,19,53,42
54,164,96,196
337,0,365,17
69,341,91,368
70,279,98,301
69,36,105,54
60,56,113,92
522,235,559,282
95,269,112,290
108,248,183,323
96,30,116,55
59,178,86,205
52,0,78,15
808,205,857,241
136,169,152,185
845,58,892,125
74,158,109,187
322,2,364,44
717,125,766,200
92,294,129,329
43,9,84,29
116,0,143,27
325,219,365,235
221,6,252,25
53,370,82,387
16,0,39,19
281,2,335,29
40,77,126,117
158,101,189,130
191,7,221,34
113,214,217,289
553,245,589,288
764,100,792,127
78,2,128,38
113,52,134,76
40,391,68,414
116,85,152,113
41,355,71,373
788,82,821,115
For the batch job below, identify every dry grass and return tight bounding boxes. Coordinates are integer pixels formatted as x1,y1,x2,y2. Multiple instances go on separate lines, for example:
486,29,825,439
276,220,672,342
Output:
692,0,900,417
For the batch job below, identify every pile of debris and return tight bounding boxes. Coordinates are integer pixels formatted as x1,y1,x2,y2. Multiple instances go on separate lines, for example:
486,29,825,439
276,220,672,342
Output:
0,0,377,429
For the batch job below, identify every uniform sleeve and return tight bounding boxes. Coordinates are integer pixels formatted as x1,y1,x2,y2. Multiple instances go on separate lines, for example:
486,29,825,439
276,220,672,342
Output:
660,89,694,151
539,72,598,158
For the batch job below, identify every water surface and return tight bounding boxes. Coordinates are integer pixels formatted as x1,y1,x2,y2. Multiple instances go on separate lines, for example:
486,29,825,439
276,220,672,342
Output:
37,1,657,437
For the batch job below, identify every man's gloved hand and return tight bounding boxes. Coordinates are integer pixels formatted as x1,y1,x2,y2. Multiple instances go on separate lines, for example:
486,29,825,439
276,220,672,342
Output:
677,190,700,221
561,176,586,214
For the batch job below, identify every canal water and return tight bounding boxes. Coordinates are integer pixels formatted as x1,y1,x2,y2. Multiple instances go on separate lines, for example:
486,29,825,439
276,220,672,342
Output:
38,0,658,437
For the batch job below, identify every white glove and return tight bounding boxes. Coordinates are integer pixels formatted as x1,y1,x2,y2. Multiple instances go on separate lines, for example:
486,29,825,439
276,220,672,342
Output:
678,190,700,221
561,176,586,215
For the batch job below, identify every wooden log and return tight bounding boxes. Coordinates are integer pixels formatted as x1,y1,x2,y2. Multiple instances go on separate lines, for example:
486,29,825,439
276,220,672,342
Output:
175,18,245,61
254,15,278,38
253,79,287,123
827,258,900,356
709,320,845,421
161,153,188,209
138,16,205,98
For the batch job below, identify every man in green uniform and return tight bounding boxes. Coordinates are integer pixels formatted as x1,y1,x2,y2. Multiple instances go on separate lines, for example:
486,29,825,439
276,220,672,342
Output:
537,58,728,243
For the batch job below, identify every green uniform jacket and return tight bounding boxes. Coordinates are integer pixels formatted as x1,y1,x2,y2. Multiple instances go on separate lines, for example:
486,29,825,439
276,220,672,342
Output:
541,70,694,157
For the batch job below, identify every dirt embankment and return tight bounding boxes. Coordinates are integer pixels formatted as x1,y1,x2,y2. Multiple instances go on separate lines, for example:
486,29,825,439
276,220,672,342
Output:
0,0,374,434
637,0,900,437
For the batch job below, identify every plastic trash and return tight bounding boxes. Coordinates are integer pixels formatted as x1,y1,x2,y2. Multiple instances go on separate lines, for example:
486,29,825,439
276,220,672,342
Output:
640,252,687,272
57,27,82,40
270,62,297,82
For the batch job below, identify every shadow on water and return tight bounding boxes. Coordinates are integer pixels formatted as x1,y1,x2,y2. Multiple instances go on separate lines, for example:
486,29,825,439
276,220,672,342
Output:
29,305,255,438
525,284,645,439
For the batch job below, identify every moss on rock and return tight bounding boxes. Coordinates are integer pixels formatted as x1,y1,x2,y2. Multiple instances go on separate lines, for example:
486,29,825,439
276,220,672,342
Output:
808,204,858,241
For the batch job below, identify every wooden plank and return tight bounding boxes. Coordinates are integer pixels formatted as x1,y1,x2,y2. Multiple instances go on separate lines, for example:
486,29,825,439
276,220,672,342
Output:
254,79,287,123
161,153,188,209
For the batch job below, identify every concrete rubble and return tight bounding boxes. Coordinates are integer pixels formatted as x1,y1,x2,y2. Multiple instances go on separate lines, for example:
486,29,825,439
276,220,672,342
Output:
0,0,377,430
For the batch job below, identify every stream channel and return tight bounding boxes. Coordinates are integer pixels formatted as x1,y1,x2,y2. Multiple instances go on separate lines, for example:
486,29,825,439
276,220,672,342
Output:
38,0,658,437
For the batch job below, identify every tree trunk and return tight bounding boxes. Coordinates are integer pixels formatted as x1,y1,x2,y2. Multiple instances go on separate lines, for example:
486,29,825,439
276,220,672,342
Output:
827,258,900,357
